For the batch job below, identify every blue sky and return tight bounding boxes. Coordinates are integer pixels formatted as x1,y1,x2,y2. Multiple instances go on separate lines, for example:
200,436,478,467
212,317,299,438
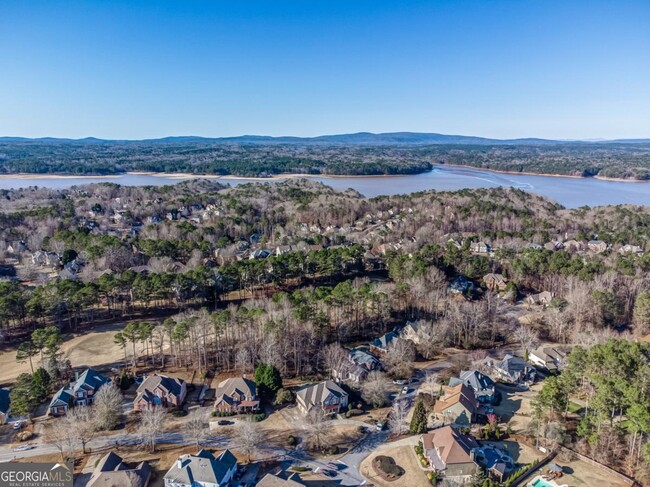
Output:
1,1,649,139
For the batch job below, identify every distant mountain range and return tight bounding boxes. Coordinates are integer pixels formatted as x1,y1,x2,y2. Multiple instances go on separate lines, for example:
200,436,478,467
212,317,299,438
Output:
1,132,649,146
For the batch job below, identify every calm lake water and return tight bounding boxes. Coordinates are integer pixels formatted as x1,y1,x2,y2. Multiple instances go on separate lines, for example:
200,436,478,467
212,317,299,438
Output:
1,165,649,208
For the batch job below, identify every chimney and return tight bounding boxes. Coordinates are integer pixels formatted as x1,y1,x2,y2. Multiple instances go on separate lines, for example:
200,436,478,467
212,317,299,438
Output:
75,371,80,381
177,458,183,469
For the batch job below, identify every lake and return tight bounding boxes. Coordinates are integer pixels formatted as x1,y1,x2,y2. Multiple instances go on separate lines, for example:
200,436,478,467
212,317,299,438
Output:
1,165,649,208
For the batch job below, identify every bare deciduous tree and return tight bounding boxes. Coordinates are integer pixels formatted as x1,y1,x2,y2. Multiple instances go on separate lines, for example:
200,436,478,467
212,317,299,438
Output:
362,371,390,407
513,324,539,359
93,382,123,431
389,398,409,435
138,407,167,453
46,419,76,462
234,418,265,463
304,408,329,451
66,405,96,454
184,411,208,452
384,340,416,379
320,343,349,379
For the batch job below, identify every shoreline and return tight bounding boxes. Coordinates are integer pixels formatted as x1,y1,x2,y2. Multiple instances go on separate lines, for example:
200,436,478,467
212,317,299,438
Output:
0,167,647,184
432,164,649,183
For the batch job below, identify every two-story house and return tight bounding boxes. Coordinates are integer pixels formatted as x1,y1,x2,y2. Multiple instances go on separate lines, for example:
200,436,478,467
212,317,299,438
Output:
164,449,237,487
433,383,479,426
421,426,480,482
49,368,110,416
213,378,260,414
296,380,348,415
134,374,187,410
449,370,496,404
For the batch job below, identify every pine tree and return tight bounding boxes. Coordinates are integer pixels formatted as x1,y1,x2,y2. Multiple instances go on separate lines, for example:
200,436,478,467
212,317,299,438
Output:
409,399,428,434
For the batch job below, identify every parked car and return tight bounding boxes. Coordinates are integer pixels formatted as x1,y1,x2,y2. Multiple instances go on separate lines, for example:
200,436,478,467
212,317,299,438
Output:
12,421,26,430
392,379,406,385
376,421,386,431
401,386,409,394
217,419,233,426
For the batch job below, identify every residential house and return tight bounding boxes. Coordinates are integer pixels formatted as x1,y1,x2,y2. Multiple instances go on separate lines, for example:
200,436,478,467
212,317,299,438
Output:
296,380,348,415
249,249,272,260
49,368,110,416
275,245,293,256
398,321,432,345
470,241,491,254
563,239,586,252
544,241,564,252
213,378,260,414
87,452,151,487
421,426,480,482
587,240,608,253
491,354,536,385
370,331,399,355
164,449,237,487
525,291,554,306
0,388,10,424
450,276,475,295
449,370,496,404
433,384,478,425
619,244,644,254
334,347,379,383
134,375,187,410
256,473,304,487
529,347,569,373
482,273,508,292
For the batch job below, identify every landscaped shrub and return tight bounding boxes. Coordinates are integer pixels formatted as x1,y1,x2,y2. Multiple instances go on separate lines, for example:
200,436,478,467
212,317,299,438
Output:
325,445,340,455
373,455,404,479
287,435,297,446
171,408,187,417
290,466,309,472
252,412,266,422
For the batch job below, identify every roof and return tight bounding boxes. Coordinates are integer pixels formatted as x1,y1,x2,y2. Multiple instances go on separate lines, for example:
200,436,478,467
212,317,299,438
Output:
296,380,347,409
449,370,495,398
422,426,479,467
349,347,378,367
256,473,304,487
0,388,10,415
49,368,110,409
214,378,257,400
433,383,477,415
164,449,237,486
87,452,151,487
370,331,398,350
497,354,530,375
135,374,185,404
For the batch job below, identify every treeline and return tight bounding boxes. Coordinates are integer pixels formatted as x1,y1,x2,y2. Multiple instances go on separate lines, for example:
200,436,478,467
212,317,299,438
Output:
2,139,650,179
534,340,650,484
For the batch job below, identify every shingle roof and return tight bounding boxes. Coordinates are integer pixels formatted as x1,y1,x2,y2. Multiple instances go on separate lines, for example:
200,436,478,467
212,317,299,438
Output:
449,370,495,398
257,473,304,486
422,426,478,467
433,383,477,415
214,378,256,400
87,452,151,487
49,368,110,409
370,331,398,350
135,374,184,404
164,449,237,486
296,381,347,409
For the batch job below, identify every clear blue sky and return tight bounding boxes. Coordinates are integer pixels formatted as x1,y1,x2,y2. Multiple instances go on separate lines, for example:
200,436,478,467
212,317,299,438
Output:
1,1,649,140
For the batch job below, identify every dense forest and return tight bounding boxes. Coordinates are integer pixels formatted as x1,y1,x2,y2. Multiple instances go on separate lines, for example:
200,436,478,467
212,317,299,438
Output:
1,139,650,179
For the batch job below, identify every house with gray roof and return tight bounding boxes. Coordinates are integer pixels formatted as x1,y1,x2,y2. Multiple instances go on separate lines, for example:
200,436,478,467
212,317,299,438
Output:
257,472,304,486
296,380,348,415
449,370,496,404
134,374,187,411
491,354,536,385
163,449,237,487
370,331,399,355
87,451,151,487
0,388,10,424
49,368,110,416
213,378,260,414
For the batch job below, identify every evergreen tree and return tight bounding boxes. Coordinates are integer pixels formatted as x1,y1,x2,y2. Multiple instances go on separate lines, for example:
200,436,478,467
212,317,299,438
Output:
255,363,283,399
409,399,428,434
10,373,35,416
